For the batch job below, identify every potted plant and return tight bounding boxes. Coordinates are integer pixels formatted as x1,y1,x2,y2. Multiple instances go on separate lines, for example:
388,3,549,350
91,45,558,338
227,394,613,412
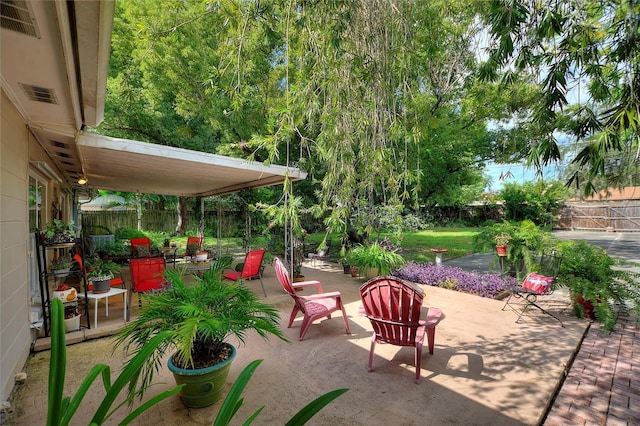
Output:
346,241,406,279
555,240,640,331
350,266,359,277
338,246,351,274
50,255,74,277
114,257,286,408
494,234,512,256
43,219,76,244
474,220,556,280
86,259,120,293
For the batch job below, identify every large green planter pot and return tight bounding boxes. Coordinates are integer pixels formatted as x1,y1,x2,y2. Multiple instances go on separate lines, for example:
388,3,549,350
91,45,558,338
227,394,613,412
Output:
363,267,379,280
167,343,236,408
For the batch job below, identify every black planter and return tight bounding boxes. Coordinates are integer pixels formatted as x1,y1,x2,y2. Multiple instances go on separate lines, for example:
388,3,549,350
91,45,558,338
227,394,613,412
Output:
342,263,351,274
91,278,111,294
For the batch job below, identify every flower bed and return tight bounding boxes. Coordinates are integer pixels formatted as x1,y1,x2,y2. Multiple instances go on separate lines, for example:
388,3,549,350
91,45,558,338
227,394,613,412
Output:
394,261,516,299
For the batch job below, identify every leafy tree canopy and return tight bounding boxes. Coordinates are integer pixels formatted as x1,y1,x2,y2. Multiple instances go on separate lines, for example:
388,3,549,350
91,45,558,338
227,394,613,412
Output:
481,0,640,195
101,0,628,235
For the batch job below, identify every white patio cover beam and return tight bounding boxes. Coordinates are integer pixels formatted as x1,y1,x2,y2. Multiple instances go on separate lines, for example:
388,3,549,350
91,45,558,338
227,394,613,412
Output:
77,133,306,197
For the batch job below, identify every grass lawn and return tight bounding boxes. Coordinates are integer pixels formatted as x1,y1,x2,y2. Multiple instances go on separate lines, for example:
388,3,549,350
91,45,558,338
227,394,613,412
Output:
398,228,480,263
304,227,481,264
145,227,481,264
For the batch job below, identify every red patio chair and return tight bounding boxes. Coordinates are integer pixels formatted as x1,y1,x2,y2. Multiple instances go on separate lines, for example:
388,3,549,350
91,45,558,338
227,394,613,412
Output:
130,237,154,257
359,276,443,384
187,236,203,249
128,257,168,307
273,257,351,341
185,236,204,257
501,251,564,326
223,248,267,297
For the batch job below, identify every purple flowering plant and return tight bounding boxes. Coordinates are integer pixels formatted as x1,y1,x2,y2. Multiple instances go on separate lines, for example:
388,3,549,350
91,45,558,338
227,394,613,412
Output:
393,261,515,299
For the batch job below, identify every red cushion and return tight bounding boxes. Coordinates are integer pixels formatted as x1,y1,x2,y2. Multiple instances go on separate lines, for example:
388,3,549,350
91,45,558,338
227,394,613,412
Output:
224,272,241,281
522,273,554,295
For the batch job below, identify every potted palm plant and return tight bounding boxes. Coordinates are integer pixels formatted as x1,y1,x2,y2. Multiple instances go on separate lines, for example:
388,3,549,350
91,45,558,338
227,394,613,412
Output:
347,241,406,279
114,257,286,408
86,259,120,293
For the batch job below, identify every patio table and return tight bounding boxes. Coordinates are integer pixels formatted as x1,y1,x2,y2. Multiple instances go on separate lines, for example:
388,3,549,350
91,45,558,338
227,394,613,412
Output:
79,288,127,328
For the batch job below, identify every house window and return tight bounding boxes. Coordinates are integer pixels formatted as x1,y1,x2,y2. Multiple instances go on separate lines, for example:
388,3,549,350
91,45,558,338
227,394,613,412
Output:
28,175,45,232
28,173,47,306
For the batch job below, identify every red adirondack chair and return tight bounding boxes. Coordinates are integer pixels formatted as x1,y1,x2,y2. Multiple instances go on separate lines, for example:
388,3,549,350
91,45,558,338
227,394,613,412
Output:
359,276,443,384
223,248,267,297
273,257,351,341
128,257,168,306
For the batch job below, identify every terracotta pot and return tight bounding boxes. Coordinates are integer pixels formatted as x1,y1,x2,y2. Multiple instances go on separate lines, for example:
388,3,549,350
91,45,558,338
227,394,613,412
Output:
573,293,596,320
350,267,359,277
496,245,508,256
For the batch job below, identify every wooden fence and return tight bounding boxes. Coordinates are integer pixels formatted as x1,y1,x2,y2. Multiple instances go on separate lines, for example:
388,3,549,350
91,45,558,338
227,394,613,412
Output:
555,203,640,231
81,210,247,236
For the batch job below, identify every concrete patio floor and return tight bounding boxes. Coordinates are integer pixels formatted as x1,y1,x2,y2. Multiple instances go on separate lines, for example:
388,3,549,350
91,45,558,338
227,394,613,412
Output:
8,258,587,425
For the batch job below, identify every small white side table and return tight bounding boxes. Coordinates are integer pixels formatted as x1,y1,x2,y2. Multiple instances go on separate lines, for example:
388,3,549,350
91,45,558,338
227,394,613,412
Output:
81,288,127,328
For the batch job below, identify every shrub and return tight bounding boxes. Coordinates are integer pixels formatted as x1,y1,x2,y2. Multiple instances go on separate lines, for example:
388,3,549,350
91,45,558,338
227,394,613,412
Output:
555,240,640,330
474,220,558,280
400,213,430,232
114,228,147,240
347,241,406,274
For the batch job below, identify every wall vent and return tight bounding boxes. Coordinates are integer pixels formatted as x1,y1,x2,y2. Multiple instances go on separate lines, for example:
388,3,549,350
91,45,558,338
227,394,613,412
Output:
19,83,58,104
0,0,39,38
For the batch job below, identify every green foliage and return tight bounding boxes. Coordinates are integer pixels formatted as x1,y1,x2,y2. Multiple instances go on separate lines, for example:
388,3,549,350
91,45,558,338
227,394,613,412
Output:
46,299,182,426
482,1,640,195
346,241,406,275
95,240,129,257
45,219,75,238
555,240,640,330
104,1,506,235
499,181,568,226
87,259,121,281
114,258,286,399
474,220,558,280
114,228,147,241
50,255,74,271
213,359,347,426
44,220,76,243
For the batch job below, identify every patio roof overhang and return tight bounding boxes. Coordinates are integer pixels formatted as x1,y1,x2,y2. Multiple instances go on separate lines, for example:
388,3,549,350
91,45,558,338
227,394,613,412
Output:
2,0,306,198
77,133,307,197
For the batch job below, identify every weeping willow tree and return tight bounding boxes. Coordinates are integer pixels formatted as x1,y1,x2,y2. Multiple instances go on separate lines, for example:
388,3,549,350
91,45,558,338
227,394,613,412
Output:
294,0,417,236
104,0,494,241
229,0,485,239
